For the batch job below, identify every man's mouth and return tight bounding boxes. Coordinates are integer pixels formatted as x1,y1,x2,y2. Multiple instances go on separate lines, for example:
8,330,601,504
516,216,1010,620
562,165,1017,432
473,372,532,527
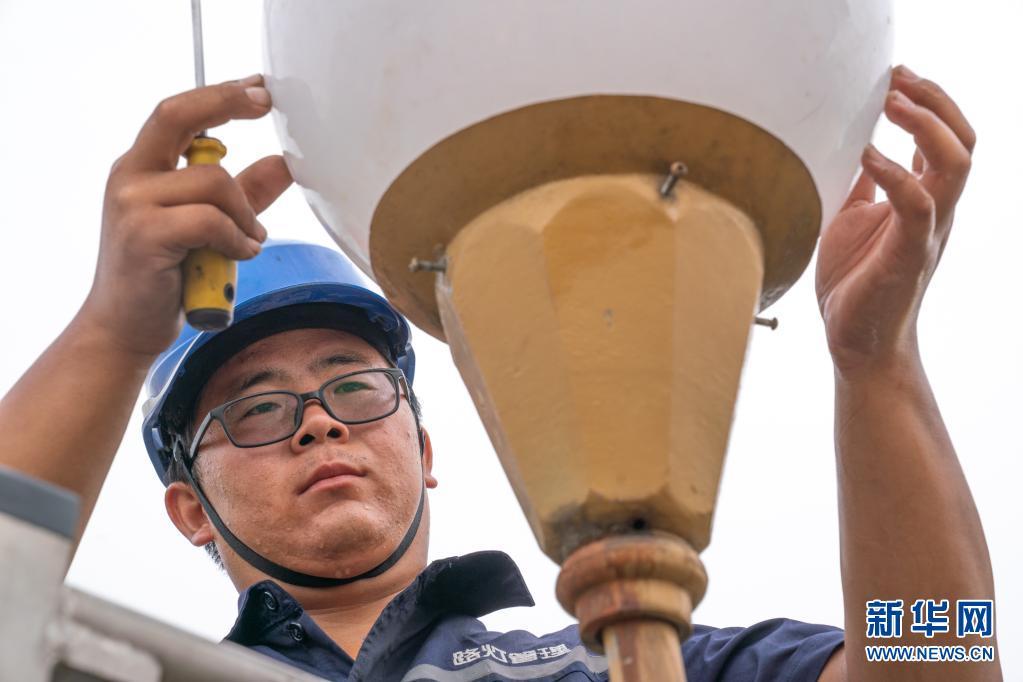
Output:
299,461,365,495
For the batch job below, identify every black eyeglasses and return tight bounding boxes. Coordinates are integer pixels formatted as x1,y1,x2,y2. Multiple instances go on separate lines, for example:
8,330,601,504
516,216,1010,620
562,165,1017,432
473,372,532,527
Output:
186,368,408,464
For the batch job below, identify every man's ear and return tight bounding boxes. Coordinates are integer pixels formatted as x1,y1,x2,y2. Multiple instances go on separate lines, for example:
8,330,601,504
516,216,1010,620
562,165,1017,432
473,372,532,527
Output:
165,481,214,547
421,427,438,489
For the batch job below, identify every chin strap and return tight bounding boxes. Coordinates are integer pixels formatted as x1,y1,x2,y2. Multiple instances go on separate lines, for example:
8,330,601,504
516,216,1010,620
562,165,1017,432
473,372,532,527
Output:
175,426,427,589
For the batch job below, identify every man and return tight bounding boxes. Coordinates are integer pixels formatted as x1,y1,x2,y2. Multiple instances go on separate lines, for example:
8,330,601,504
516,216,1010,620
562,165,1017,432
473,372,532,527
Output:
0,65,999,681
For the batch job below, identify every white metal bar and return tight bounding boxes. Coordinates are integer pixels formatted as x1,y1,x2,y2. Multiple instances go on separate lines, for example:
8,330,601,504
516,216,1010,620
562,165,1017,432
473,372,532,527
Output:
0,506,73,682
50,620,162,682
60,588,327,681
0,466,326,681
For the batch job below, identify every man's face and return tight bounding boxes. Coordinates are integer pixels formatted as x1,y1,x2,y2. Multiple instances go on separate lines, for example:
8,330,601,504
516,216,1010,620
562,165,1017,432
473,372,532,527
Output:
184,327,430,579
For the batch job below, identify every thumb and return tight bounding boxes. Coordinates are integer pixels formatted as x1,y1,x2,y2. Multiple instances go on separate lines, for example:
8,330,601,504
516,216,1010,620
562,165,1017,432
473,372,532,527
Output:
236,155,294,214
840,165,877,211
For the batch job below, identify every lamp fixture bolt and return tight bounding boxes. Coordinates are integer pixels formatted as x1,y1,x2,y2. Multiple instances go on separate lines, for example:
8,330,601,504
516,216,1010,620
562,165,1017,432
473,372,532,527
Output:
754,316,779,330
659,161,689,197
408,256,448,273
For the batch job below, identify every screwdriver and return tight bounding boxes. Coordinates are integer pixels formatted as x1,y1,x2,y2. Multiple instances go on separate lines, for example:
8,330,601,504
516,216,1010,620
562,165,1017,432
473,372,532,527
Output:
181,0,235,331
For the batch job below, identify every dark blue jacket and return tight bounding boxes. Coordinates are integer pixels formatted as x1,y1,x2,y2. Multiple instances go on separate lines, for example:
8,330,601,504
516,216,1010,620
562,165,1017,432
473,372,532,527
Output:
225,551,844,681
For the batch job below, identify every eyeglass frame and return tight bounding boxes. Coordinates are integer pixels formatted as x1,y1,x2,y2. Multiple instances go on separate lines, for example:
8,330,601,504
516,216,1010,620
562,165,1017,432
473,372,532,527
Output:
184,367,411,468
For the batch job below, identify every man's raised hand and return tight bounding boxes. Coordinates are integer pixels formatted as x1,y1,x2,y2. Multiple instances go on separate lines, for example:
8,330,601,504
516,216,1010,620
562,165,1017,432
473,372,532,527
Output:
815,65,975,377
81,75,293,362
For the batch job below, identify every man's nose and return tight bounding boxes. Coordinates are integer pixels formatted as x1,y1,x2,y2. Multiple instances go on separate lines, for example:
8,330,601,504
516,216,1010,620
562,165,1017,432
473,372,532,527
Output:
290,399,351,451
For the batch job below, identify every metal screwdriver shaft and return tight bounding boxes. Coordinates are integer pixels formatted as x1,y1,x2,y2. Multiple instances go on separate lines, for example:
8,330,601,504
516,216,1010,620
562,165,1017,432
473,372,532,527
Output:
181,0,235,331
191,0,206,91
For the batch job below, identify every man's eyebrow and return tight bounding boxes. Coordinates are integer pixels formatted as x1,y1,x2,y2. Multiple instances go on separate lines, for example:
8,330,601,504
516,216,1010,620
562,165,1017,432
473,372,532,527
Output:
226,352,376,400
308,352,375,374
230,368,290,398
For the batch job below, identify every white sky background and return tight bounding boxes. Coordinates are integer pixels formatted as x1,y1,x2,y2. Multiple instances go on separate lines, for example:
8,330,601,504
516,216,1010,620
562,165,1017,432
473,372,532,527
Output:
0,0,1019,677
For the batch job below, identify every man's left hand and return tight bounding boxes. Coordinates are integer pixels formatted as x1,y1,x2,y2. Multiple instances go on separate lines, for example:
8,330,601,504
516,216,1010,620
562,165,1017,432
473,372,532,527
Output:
815,65,976,378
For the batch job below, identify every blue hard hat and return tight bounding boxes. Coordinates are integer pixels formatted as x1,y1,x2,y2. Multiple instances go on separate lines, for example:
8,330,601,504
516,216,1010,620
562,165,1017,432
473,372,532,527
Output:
141,240,415,482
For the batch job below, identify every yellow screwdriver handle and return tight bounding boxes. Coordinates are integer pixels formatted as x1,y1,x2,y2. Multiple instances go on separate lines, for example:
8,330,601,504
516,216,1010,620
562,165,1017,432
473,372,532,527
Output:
182,136,236,331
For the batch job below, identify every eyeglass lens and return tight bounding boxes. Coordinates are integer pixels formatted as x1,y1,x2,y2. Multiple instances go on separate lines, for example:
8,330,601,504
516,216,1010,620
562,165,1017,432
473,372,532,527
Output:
219,370,399,446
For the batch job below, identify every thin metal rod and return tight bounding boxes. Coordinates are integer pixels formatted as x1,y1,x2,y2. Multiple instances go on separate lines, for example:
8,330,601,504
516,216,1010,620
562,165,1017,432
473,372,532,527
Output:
190,0,207,135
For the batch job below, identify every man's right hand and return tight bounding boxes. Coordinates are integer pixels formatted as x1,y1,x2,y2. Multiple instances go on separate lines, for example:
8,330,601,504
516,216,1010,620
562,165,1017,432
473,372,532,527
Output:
79,73,293,362
0,75,293,546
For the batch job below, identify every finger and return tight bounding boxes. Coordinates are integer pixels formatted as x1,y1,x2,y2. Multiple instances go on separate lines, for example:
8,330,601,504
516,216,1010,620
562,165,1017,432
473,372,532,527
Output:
862,144,935,242
892,65,976,154
161,204,263,261
119,75,271,174
841,167,876,210
884,90,971,201
234,155,294,215
912,148,925,176
139,165,264,241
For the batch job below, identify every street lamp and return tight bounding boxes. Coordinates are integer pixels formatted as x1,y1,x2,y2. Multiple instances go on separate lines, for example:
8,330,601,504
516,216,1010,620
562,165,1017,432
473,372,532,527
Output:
263,2,892,678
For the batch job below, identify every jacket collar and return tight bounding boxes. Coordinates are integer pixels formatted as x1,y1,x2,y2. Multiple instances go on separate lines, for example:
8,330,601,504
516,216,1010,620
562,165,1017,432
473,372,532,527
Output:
226,550,535,647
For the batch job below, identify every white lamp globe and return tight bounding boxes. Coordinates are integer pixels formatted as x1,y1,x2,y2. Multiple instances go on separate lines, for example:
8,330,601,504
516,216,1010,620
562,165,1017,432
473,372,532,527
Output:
263,0,893,337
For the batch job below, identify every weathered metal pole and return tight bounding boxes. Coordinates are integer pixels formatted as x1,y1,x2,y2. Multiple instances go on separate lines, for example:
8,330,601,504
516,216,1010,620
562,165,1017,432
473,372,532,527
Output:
0,467,79,682
0,467,329,681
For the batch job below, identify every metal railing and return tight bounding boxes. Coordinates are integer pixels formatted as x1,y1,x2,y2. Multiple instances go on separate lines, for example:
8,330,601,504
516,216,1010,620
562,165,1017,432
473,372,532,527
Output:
0,466,325,682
